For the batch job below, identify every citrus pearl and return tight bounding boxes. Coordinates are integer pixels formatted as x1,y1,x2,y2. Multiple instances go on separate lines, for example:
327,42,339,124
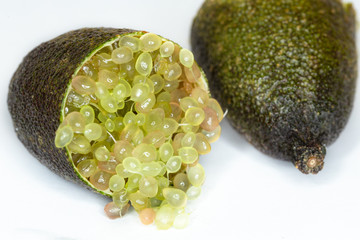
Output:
163,63,182,81
71,75,96,95
132,143,157,162
180,118,199,133
119,123,139,142
131,83,150,102
67,135,91,154
119,58,136,79
154,55,168,75
160,41,175,57
172,133,185,154
72,153,92,167
77,159,97,177
163,79,179,92
94,146,110,162
112,189,129,207
135,113,146,126
79,63,97,80
150,74,165,94
144,108,165,132
180,97,199,112
139,208,156,225
169,44,180,63
169,102,182,121
157,91,171,103
163,188,187,208
157,161,167,177
140,33,162,52
118,78,132,97
80,105,95,124
94,53,117,69
98,69,119,89
55,125,74,148
207,98,224,122
181,132,196,147
185,107,205,126
127,174,142,191
201,125,221,143
159,142,174,162
161,118,179,137
105,118,115,132
190,87,209,106
178,147,198,164
179,48,194,68
109,175,125,192
98,157,118,174
187,163,205,187
65,111,86,133
170,89,187,104
141,162,162,176
155,205,175,230
142,130,165,148
123,111,136,125
89,170,112,191
114,117,125,132
95,82,110,99
135,93,156,113
113,140,134,162
104,202,130,219
132,128,145,147
184,63,201,83
115,164,133,178
135,52,153,76
119,35,141,52
100,95,118,113
166,156,182,173
128,191,149,211
193,133,211,155
155,101,171,118
66,90,90,108
84,123,102,141
200,107,220,132
139,176,158,197
123,157,142,173
111,46,133,64
173,173,190,192
113,84,127,101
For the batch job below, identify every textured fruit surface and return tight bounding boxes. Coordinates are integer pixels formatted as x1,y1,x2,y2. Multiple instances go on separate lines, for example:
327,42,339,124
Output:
191,0,357,174
8,28,223,229
8,28,134,190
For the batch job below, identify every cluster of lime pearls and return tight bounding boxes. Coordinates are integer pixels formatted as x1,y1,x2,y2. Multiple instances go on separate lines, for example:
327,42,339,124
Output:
55,32,223,229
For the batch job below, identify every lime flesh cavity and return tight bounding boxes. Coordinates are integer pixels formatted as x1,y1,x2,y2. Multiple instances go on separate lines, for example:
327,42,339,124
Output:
9,28,220,229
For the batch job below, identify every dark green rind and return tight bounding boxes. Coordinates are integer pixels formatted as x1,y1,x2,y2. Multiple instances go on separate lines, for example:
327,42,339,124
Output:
191,0,357,173
8,28,138,195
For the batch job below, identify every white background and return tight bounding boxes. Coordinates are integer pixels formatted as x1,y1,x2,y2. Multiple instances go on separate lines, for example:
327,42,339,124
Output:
1,0,359,239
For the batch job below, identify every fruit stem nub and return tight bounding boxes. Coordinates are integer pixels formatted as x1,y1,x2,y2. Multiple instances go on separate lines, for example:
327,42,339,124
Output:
294,144,326,174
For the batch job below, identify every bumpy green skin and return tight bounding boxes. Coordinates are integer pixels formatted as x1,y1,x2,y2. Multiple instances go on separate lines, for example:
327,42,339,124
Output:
191,0,357,174
8,28,137,192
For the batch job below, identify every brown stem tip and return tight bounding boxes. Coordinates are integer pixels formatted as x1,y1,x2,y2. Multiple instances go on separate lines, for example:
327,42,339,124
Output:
294,144,326,174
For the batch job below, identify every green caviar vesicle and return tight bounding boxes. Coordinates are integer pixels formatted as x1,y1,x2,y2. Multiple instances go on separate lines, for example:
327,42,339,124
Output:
111,46,133,64
140,33,162,52
135,52,153,76
160,41,175,58
55,125,74,148
119,35,141,52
